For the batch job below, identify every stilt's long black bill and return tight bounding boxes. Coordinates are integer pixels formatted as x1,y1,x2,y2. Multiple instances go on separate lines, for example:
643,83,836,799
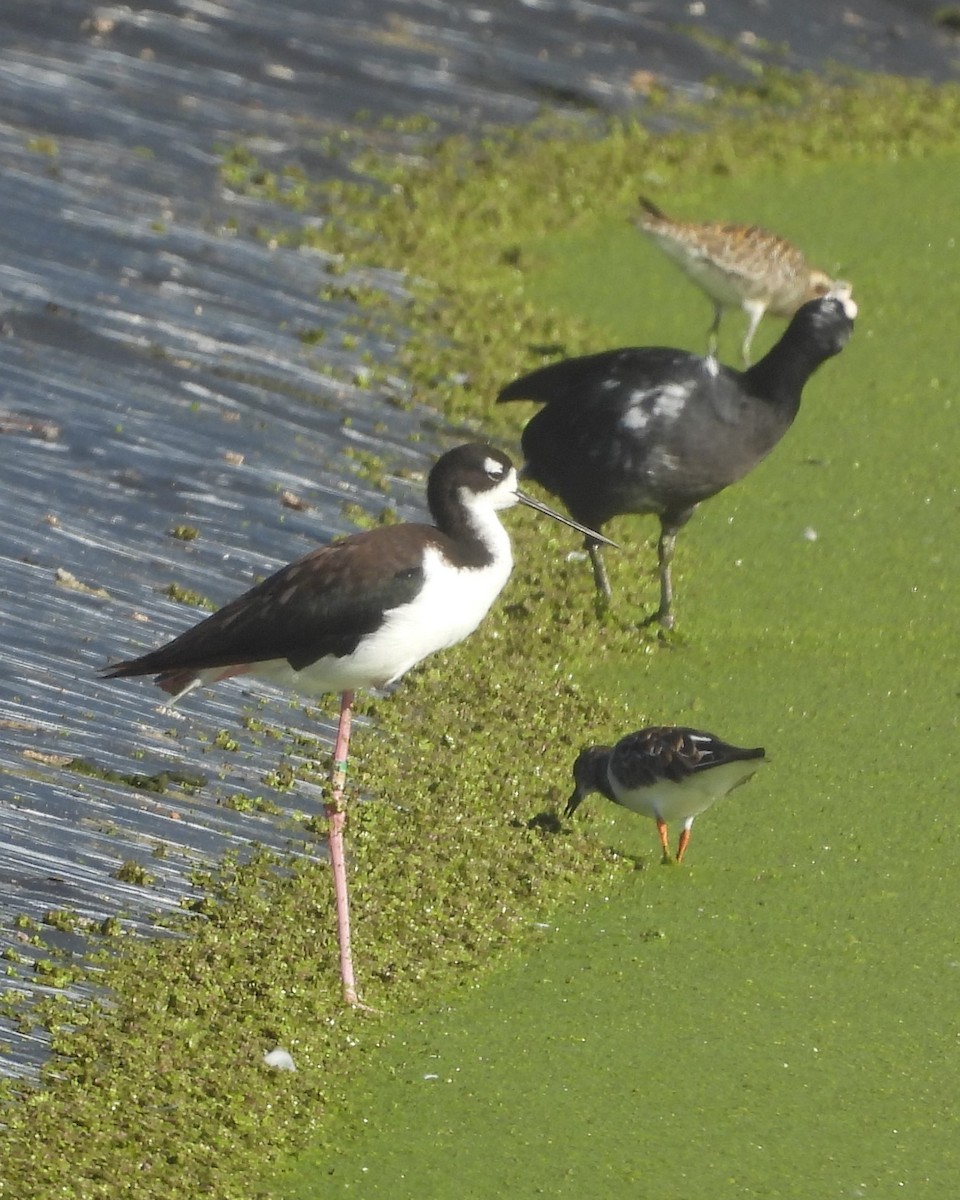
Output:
516,489,619,549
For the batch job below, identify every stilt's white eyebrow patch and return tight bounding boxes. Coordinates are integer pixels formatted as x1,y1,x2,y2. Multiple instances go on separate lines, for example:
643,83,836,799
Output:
483,456,505,476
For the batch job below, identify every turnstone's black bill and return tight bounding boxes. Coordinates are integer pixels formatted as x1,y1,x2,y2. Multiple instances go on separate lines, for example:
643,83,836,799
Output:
635,195,848,365
565,725,766,863
498,288,857,629
103,442,612,1004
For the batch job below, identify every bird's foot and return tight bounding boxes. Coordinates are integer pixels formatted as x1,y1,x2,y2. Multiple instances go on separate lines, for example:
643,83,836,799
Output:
157,702,188,721
528,811,563,833
592,590,613,622
343,990,379,1014
641,608,675,635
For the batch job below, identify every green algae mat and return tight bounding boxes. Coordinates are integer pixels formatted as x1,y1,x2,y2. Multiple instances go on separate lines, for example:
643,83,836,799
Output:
3,78,960,1200
270,137,960,1194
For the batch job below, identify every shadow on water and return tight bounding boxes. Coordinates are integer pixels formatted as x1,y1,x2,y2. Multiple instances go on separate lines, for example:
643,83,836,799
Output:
0,0,953,1077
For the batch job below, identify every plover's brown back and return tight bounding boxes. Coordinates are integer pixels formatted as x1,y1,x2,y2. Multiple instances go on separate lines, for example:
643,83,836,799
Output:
636,196,845,363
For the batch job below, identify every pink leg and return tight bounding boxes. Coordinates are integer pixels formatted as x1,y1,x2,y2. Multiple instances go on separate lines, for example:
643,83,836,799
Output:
326,690,358,1005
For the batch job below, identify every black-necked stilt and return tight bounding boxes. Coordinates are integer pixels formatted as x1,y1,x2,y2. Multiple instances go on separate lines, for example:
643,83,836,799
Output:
497,289,857,629
636,196,845,364
565,725,766,863
103,442,615,1005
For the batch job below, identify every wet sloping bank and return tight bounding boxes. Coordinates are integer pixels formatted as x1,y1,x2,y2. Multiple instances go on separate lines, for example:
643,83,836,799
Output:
0,148,428,1075
0,0,956,1079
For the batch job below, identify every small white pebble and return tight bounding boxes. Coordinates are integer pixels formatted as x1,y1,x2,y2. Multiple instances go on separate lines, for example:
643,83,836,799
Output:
264,1048,296,1072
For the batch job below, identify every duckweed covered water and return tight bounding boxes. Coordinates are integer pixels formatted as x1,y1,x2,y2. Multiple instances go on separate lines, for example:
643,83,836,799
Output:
4,79,960,1200
270,150,960,1197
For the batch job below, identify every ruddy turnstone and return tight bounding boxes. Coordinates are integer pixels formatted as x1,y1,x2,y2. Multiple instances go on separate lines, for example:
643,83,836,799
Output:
565,725,766,863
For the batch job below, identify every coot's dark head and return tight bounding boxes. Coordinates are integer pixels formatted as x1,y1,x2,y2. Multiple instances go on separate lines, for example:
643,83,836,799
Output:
787,288,857,359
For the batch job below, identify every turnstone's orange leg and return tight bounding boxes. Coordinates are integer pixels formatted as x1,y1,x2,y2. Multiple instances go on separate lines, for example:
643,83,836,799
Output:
656,816,672,864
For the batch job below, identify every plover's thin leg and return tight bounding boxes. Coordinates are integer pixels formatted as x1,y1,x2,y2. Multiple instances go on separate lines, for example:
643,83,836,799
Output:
741,300,767,365
707,302,723,356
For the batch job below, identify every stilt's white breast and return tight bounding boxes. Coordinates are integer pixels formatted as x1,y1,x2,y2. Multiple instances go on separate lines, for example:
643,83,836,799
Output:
340,541,514,687
248,537,513,699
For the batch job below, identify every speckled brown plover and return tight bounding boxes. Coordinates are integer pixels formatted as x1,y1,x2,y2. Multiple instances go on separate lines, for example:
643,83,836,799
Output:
636,195,847,364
